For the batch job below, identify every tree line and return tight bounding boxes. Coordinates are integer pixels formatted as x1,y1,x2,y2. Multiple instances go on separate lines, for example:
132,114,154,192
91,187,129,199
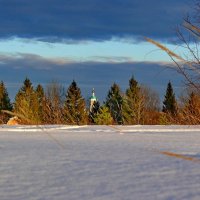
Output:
0,77,200,125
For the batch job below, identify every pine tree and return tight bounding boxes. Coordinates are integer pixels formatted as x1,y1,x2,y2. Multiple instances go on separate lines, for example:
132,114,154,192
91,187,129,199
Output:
64,80,87,125
162,81,177,115
105,83,124,124
93,105,113,125
0,81,12,123
14,78,40,124
125,76,145,124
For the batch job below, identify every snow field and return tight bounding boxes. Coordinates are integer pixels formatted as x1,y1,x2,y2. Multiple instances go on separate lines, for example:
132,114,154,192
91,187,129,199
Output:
0,125,200,200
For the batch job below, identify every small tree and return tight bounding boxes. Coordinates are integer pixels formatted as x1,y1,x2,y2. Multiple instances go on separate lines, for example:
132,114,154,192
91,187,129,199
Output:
35,84,45,123
42,81,65,124
105,83,125,124
14,78,40,124
180,92,200,124
141,85,161,125
141,85,160,112
125,76,145,124
162,81,177,116
64,80,87,125
93,105,113,125
0,81,12,123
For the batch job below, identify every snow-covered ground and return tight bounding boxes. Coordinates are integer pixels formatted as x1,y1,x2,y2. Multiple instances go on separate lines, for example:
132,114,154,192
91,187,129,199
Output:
0,125,200,200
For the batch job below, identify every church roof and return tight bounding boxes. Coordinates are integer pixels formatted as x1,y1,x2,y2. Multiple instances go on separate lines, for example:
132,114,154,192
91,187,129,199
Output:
90,89,97,101
90,95,97,100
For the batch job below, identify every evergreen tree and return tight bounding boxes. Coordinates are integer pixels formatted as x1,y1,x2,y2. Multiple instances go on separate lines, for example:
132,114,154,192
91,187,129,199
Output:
105,83,124,124
64,80,87,125
36,84,44,102
93,105,113,125
0,81,12,123
89,100,100,124
21,78,33,92
35,84,45,123
0,81,12,111
162,81,177,115
14,78,40,124
125,76,145,124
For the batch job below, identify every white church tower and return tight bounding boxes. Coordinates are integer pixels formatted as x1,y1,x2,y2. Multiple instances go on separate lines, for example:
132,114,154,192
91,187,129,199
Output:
89,88,97,112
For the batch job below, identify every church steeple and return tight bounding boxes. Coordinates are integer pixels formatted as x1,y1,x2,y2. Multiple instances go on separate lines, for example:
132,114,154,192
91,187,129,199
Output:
89,88,97,112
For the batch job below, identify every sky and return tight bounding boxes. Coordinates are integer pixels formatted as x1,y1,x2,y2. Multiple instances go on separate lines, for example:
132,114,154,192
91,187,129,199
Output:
0,0,193,103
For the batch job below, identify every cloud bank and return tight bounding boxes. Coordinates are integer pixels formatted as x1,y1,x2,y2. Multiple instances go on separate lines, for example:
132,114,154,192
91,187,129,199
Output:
0,53,184,102
0,0,190,42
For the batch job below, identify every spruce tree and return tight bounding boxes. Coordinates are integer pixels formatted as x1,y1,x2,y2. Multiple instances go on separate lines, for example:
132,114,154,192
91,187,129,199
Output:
105,83,124,124
93,105,113,125
0,81,12,111
14,78,40,124
0,81,12,123
162,81,177,115
64,80,87,125
125,76,145,124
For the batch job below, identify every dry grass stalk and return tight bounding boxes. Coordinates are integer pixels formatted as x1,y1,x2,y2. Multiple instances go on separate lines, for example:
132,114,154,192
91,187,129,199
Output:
144,37,184,61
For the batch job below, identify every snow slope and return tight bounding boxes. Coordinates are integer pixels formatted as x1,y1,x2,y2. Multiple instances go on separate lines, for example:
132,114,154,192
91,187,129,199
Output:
0,125,200,200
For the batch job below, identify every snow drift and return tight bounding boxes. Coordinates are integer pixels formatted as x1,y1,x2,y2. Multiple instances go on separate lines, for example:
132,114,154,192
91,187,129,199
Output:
0,125,200,200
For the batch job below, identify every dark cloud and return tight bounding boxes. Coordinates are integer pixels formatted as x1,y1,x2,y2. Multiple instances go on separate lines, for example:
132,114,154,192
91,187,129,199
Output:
0,53,184,102
0,0,191,42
